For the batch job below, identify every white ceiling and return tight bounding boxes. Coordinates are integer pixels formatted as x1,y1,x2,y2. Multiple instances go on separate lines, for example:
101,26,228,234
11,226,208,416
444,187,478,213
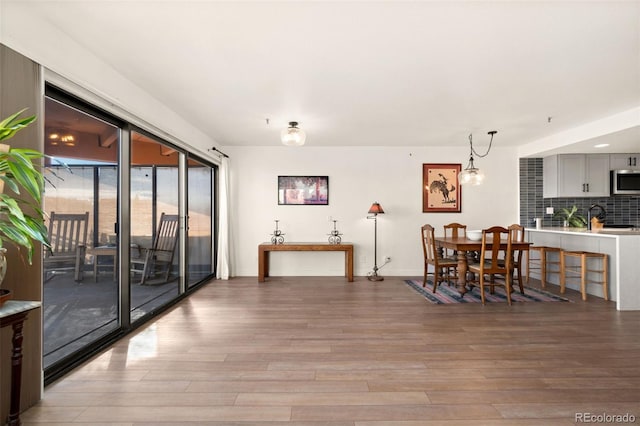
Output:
10,1,640,151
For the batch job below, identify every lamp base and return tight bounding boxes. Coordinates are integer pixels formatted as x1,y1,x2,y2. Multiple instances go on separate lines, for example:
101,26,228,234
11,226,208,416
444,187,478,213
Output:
367,272,384,282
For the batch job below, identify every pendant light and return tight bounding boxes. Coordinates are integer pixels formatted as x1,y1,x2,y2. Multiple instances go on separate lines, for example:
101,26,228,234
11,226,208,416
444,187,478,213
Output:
458,130,497,186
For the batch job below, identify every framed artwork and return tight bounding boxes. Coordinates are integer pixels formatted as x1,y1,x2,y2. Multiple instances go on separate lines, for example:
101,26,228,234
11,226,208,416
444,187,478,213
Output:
278,176,329,205
422,163,461,213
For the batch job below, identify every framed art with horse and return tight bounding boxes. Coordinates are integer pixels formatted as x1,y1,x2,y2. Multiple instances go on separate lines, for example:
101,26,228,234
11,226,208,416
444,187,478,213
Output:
422,163,461,213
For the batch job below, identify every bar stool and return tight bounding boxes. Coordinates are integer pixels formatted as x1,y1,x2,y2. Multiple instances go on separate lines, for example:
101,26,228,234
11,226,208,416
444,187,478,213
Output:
526,246,561,288
560,251,608,301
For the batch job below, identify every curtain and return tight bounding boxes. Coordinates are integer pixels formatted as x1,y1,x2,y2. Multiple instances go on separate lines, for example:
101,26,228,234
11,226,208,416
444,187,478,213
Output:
216,156,230,279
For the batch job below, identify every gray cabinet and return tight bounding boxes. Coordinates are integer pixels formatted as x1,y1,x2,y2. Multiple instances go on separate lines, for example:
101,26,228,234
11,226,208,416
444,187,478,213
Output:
610,153,640,170
543,154,610,197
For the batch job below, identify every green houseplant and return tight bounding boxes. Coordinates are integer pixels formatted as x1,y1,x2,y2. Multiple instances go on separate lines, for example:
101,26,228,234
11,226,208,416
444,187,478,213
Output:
554,205,587,228
0,109,49,296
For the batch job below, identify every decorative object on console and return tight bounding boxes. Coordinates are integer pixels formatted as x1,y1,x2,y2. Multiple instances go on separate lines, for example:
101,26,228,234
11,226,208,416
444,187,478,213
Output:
458,130,497,186
423,163,461,212
327,220,342,244
281,121,306,146
270,220,285,244
278,176,329,205
367,202,385,281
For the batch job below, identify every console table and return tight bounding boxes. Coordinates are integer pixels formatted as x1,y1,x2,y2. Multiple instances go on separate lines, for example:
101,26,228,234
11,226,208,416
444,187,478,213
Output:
1,300,41,426
258,242,354,282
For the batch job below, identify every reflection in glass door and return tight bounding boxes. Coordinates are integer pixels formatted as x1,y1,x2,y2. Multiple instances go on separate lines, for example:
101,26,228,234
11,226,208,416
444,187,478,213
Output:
43,96,120,368
130,132,180,321
187,158,213,287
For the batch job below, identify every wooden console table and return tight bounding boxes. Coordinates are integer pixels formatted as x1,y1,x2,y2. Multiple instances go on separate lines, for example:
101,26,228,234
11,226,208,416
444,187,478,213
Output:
258,242,354,282
1,300,41,426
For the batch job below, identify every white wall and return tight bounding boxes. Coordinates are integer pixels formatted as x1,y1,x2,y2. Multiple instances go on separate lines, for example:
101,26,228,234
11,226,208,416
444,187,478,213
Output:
225,145,520,278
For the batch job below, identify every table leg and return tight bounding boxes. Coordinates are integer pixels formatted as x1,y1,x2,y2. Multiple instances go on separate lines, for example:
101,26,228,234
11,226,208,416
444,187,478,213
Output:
8,319,25,426
258,248,267,282
456,249,469,296
345,248,354,282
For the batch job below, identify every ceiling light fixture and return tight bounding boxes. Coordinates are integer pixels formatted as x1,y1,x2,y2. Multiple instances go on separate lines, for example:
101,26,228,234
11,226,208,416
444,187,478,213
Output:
458,130,497,186
281,121,306,146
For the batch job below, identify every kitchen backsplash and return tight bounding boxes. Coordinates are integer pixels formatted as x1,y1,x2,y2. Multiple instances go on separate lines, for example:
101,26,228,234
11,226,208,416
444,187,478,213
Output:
519,158,640,227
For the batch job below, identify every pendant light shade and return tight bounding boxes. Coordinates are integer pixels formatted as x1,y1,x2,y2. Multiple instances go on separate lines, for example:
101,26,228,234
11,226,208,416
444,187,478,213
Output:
281,121,306,146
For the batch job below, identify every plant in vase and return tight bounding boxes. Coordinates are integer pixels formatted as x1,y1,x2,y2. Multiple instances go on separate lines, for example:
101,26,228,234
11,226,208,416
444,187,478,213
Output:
554,205,587,228
0,109,49,306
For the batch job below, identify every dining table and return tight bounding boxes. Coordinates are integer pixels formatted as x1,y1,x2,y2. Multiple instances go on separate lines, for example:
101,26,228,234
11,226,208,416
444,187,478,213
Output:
433,236,532,296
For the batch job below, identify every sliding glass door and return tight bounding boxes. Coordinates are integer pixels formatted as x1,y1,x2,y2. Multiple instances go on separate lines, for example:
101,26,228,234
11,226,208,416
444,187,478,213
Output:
130,131,180,321
42,85,217,382
43,95,120,368
187,158,213,287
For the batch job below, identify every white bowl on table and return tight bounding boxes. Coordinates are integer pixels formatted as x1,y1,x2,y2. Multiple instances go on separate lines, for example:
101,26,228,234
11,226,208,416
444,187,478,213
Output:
467,230,482,241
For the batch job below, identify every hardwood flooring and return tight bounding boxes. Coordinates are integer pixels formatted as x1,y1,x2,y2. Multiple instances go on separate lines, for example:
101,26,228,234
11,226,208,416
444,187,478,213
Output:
22,276,640,425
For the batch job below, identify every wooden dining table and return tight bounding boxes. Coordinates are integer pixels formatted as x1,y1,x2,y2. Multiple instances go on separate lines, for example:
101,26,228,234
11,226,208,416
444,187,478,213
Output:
433,236,532,296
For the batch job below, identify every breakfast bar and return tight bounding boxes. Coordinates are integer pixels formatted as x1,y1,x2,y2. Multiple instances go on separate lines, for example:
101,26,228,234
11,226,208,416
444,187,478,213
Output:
526,227,640,310
258,242,354,282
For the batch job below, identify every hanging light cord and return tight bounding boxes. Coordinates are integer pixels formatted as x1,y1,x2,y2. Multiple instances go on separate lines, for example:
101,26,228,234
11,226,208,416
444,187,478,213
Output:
469,131,496,158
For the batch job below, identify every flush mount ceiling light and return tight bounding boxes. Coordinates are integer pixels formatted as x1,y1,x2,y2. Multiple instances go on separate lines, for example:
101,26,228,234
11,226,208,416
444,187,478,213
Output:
458,130,497,186
281,121,306,146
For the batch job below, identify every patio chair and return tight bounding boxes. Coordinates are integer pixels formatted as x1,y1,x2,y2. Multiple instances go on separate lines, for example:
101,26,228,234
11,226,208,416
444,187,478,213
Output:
43,211,89,282
131,212,180,285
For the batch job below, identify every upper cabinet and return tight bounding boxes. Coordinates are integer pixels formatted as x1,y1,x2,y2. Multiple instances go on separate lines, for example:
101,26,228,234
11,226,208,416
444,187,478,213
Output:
543,154,610,198
610,154,640,170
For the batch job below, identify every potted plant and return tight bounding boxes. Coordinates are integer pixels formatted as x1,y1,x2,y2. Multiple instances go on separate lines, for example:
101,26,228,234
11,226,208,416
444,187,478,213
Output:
0,109,49,305
554,205,587,228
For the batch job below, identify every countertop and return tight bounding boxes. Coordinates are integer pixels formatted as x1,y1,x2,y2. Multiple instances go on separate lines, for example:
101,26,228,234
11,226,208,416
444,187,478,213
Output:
526,227,640,236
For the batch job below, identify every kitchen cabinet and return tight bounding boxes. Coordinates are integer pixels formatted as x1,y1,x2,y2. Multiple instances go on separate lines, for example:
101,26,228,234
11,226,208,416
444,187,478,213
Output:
543,154,610,198
610,153,640,170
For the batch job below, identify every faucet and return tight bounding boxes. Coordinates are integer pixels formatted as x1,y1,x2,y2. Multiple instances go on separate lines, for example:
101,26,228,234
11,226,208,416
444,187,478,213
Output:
587,204,606,230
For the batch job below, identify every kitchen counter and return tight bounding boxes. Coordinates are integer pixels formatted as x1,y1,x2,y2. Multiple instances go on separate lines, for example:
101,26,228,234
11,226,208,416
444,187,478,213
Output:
530,226,640,236
526,228,640,310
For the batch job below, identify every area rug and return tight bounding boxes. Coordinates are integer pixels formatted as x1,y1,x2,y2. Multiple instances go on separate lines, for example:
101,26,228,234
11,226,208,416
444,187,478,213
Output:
404,279,571,304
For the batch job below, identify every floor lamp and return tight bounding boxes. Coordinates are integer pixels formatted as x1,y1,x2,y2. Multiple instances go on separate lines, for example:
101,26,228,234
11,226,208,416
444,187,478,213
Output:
367,202,385,281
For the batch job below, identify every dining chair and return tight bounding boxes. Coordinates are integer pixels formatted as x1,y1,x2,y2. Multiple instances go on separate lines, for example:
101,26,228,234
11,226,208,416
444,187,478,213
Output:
467,226,514,305
421,224,459,293
443,222,467,275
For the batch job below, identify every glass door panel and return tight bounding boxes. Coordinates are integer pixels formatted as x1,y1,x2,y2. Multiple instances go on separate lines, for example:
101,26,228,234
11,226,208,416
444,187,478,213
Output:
43,96,119,368
187,159,213,287
130,132,180,321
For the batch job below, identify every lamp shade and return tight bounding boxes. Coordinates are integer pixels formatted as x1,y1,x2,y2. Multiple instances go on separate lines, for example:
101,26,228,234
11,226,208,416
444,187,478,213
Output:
281,121,306,146
458,167,485,186
368,202,385,214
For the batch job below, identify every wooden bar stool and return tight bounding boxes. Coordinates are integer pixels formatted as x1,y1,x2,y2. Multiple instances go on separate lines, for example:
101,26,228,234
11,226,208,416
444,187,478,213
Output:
560,251,608,301
526,246,561,288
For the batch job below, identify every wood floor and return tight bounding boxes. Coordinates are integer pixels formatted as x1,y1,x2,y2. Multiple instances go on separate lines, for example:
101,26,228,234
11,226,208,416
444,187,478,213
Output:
22,276,640,425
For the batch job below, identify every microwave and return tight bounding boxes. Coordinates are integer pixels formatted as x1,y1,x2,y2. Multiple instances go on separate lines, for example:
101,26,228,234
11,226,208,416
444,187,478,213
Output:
611,169,640,195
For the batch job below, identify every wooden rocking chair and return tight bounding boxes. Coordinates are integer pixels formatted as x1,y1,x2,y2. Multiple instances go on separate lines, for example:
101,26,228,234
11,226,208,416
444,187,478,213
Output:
43,212,89,282
131,213,180,285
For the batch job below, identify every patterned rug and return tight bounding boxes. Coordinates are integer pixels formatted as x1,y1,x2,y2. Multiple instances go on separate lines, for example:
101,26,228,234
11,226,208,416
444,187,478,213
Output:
404,279,571,304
